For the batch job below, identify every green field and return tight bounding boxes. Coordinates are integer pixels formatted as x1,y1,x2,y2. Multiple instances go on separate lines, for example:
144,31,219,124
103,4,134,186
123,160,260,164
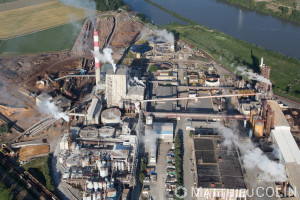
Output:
23,156,55,192
0,20,83,55
163,23,300,101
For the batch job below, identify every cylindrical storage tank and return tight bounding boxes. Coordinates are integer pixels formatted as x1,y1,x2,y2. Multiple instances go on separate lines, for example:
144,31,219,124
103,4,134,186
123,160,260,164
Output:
101,108,121,125
87,181,93,191
92,193,96,200
114,162,117,170
93,182,99,191
99,182,103,190
254,121,264,138
86,195,91,200
249,129,253,138
118,162,121,171
100,167,108,177
107,181,110,188
82,157,89,167
96,193,101,200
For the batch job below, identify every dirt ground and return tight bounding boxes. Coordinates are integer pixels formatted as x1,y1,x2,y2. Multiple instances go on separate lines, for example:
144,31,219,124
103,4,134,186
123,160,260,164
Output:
18,144,50,161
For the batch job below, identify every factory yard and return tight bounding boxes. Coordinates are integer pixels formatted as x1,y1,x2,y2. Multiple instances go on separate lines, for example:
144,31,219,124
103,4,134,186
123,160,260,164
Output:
0,0,95,39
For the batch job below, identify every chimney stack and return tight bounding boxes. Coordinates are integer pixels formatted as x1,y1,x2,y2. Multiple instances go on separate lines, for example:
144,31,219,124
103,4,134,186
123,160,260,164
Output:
93,30,101,85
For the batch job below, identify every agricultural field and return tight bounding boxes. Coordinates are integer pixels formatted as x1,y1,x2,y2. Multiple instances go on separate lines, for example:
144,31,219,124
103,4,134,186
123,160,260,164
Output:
0,0,96,39
0,20,84,55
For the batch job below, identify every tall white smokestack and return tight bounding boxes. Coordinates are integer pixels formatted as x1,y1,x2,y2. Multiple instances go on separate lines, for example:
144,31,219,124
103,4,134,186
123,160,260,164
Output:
93,30,101,85
260,57,264,67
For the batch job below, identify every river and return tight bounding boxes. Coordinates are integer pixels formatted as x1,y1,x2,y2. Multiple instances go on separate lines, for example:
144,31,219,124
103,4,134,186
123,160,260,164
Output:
124,0,300,59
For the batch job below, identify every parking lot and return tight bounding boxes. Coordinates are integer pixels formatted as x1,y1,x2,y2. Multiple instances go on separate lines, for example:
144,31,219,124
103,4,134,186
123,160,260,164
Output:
149,142,172,200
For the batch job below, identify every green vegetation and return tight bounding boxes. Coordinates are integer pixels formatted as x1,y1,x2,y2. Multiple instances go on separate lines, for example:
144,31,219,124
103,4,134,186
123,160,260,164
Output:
163,23,300,101
0,20,83,55
149,64,158,72
0,0,16,3
0,124,9,134
189,130,194,138
95,0,124,11
219,0,300,24
136,13,150,24
144,0,196,25
23,156,55,192
0,182,12,200
174,133,183,197
139,157,147,184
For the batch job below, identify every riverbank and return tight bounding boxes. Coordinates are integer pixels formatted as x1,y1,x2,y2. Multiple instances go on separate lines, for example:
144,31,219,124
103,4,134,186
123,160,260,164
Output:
144,0,195,25
219,0,300,24
162,23,300,102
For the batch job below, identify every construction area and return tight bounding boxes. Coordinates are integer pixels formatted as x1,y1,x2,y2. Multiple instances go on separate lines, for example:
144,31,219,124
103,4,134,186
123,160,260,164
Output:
0,3,300,200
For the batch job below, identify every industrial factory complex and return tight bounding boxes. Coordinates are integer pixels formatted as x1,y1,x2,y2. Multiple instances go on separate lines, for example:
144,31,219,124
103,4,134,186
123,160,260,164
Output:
1,5,300,200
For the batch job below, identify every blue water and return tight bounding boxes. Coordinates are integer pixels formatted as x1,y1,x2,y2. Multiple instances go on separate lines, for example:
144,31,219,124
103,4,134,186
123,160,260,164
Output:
124,0,300,58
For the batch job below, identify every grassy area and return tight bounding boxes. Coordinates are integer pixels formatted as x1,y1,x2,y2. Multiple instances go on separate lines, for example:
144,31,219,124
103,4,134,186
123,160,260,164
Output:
163,23,300,101
0,20,84,55
0,1,95,39
0,182,12,200
23,156,55,192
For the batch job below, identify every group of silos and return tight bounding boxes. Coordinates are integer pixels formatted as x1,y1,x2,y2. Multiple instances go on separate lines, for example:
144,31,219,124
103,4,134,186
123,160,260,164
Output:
86,178,114,192
250,108,264,138
83,187,116,200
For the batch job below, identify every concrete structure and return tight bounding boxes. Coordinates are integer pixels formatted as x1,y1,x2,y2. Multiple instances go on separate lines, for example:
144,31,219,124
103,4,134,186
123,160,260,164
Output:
152,86,177,112
93,30,101,85
241,103,251,115
271,129,300,198
101,108,121,125
105,66,129,107
153,122,174,143
193,136,247,199
268,100,290,131
85,98,102,125
60,134,69,151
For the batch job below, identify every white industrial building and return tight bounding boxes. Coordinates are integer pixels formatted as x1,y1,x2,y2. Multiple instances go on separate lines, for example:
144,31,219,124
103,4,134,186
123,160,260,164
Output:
106,66,129,107
85,98,102,125
268,100,300,198
60,133,69,151
153,122,174,143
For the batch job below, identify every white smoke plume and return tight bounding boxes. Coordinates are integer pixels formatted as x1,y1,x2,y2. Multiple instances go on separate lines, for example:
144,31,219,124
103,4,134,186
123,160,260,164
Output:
144,128,158,158
235,66,271,85
39,99,69,122
58,0,97,17
132,77,145,87
139,27,150,41
92,48,116,73
213,123,286,182
148,29,174,44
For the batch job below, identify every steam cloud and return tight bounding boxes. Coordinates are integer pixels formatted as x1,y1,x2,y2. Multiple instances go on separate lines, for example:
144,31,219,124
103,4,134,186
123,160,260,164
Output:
92,48,116,73
144,128,158,158
39,99,69,122
148,29,174,44
58,0,97,17
213,123,286,182
235,66,271,85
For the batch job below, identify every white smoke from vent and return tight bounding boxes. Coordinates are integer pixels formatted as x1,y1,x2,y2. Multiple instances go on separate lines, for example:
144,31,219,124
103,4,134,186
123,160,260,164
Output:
39,99,69,122
92,48,116,73
144,129,158,158
213,123,286,182
235,66,271,85
148,29,174,44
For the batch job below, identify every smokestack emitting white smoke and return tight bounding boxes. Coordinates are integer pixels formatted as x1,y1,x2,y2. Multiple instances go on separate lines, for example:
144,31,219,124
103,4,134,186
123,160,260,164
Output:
235,66,271,85
40,99,69,122
213,123,286,182
92,48,116,73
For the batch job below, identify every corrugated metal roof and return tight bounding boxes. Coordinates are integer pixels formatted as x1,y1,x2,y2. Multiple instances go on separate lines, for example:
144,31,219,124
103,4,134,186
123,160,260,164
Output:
153,122,173,132
271,129,300,164
268,100,290,129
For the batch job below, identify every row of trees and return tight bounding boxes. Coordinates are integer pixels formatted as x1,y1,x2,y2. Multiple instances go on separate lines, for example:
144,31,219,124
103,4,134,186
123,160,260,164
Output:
174,133,183,198
95,0,125,11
